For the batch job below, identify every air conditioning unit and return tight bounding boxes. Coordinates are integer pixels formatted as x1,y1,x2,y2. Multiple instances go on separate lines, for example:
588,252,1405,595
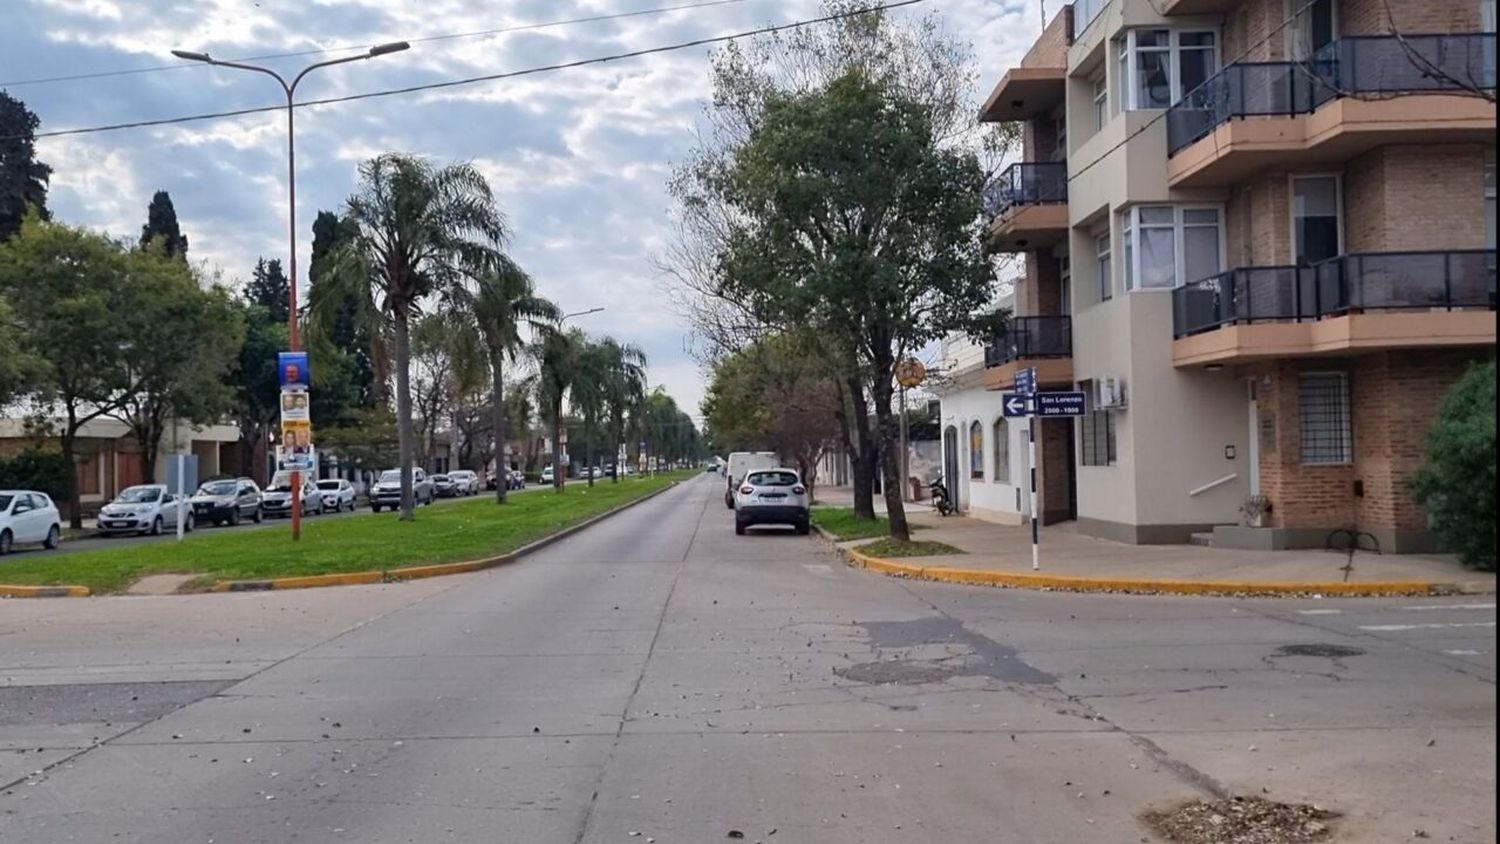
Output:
1097,376,1127,409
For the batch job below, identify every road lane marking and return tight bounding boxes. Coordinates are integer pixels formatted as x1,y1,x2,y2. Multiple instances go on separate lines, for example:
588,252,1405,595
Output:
1443,649,1485,656
1358,622,1496,632
802,564,834,578
1298,609,1342,615
1401,603,1496,611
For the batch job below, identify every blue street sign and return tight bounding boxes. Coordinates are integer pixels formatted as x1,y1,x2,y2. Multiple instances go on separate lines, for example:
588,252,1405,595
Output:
1001,393,1033,418
1014,366,1038,396
1035,391,1087,417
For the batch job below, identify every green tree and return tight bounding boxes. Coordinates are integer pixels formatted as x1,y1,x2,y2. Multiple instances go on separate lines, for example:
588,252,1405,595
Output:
0,217,133,527
315,153,506,520
600,338,648,484
0,92,51,242
459,260,558,502
319,406,401,478
138,190,189,258
533,326,584,491
228,301,288,486
307,209,383,408
1413,361,1497,571
109,245,241,482
245,257,290,326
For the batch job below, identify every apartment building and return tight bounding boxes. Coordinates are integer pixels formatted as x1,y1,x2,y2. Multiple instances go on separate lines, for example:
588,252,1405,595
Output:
947,0,1495,551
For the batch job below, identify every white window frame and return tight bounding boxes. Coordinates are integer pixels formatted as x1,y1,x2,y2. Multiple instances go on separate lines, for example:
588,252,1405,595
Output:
1484,0,1497,32
1091,70,1109,132
1288,173,1344,265
1288,0,1339,60
1121,204,1226,291
1095,230,1113,302
1059,252,1073,314
1116,28,1220,110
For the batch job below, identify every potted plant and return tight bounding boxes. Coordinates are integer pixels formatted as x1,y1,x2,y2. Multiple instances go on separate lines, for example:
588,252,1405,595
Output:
1239,494,1272,528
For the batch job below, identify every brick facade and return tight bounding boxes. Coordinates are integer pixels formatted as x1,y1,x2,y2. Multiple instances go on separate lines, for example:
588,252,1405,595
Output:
1019,251,1065,316
1344,145,1490,252
1225,0,1478,60
1039,417,1075,524
1020,6,1072,69
1226,170,1293,266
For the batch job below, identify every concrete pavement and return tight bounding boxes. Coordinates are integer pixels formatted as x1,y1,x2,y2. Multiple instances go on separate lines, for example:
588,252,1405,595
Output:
0,473,1493,842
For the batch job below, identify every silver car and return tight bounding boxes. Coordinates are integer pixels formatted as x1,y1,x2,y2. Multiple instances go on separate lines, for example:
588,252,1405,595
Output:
370,468,434,512
97,484,194,536
315,479,357,512
733,468,811,536
260,471,325,518
447,470,480,495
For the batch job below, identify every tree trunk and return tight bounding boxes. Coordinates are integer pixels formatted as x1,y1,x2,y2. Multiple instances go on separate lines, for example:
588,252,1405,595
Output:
586,420,596,488
869,371,910,542
844,375,877,520
61,426,83,530
551,400,564,492
393,308,416,521
490,349,508,504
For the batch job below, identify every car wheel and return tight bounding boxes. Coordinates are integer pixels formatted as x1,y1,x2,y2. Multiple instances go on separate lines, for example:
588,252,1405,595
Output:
150,516,163,536
0,529,11,555
372,504,381,513
735,521,747,536
252,507,263,524
185,515,195,533
44,525,61,549
230,508,241,527
795,519,810,536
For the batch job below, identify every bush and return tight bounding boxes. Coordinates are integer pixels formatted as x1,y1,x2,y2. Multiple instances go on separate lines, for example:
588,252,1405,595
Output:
1412,361,1496,571
0,447,74,503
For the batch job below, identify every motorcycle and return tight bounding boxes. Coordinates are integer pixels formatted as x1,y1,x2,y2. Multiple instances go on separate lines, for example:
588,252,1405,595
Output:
928,478,954,517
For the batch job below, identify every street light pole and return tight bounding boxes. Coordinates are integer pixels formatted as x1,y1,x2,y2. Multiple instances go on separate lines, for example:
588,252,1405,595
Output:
172,42,409,541
560,307,605,322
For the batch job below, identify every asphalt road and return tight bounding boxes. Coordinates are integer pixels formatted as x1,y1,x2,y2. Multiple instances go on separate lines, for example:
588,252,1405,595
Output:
38,484,542,557
0,473,1493,842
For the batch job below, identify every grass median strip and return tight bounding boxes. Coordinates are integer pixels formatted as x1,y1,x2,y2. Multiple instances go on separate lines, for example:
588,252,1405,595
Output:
855,538,963,558
0,472,694,594
810,506,929,541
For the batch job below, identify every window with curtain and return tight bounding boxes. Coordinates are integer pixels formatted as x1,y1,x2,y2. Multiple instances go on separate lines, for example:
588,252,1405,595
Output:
1092,72,1108,131
1117,29,1219,109
1299,373,1351,464
969,421,985,479
1096,231,1113,302
1292,176,1341,264
992,419,1010,484
1122,205,1223,290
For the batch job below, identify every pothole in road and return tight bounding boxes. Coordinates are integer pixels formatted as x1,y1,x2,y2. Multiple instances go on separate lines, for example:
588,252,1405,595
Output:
836,617,1054,686
1143,796,1338,843
1274,644,1365,659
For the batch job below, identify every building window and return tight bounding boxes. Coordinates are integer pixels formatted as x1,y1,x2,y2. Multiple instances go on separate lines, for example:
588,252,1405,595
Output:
1291,175,1342,264
1484,0,1497,32
1059,254,1072,313
993,418,1010,484
1096,231,1113,302
1117,29,1219,109
1091,71,1108,131
1122,205,1224,290
1299,373,1352,465
1079,380,1117,466
969,421,985,479
1484,148,1495,249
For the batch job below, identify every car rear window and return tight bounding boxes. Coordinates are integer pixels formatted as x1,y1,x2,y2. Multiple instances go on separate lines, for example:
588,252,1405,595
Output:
746,471,799,487
317,481,341,490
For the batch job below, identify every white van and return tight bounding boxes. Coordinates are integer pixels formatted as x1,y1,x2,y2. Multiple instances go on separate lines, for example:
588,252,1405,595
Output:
723,451,779,509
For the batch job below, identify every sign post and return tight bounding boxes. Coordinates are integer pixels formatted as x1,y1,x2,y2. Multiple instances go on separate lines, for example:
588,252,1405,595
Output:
278,351,311,541
895,358,927,502
1004,373,1089,572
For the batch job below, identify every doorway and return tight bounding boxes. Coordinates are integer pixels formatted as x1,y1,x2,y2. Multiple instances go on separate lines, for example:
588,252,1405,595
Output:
942,425,961,511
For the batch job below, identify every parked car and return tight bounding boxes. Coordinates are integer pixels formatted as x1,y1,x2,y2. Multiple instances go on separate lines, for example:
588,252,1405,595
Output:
724,451,779,509
432,474,459,498
733,468,811,536
315,478,358,512
261,471,325,518
448,470,480,495
97,484,193,536
370,468,435,512
0,490,62,554
190,477,262,527
508,469,526,490
541,465,555,484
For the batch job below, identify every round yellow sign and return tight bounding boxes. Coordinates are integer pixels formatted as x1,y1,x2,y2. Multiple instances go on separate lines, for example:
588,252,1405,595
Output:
895,358,926,388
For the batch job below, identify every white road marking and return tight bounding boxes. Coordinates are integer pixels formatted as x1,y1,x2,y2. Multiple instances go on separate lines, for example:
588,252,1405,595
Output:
802,564,834,578
1358,622,1496,632
1443,649,1485,656
1298,609,1343,615
1401,603,1496,611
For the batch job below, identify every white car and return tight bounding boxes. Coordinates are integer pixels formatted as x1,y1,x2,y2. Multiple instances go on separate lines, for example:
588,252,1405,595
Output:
370,468,434,511
315,479,357,512
447,470,480,495
97,484,193,536
541,465,555,484
0,490,62,554
260,471,325,518
733,468,811,536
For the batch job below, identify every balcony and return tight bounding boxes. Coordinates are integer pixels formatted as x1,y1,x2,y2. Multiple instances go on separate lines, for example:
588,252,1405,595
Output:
1171,250,1497,366
982,315,1074,390
984,162,1068,253
1166,34,1496,186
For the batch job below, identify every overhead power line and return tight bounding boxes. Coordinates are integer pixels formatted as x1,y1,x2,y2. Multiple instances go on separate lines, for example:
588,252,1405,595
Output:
0,0,756,88
20,0,927,142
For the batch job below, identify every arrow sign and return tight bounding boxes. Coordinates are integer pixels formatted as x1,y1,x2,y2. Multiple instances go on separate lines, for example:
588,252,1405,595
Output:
1035,391,1087,417
1001,393,1033,417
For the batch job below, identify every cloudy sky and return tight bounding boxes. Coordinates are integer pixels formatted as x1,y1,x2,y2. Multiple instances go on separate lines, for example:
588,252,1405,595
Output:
4,0,1039,417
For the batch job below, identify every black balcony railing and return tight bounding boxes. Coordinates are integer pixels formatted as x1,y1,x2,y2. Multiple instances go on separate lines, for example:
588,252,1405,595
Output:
1172,249,1497,337
983,162,1068,221
984,315,1073,366
1167,33,1497,155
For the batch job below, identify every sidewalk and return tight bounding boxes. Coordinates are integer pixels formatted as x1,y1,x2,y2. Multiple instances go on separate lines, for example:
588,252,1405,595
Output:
814,486,1496,595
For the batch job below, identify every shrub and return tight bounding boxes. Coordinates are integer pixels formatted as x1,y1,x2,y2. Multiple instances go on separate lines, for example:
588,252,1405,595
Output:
1412,361,1496,571
0,447,74,503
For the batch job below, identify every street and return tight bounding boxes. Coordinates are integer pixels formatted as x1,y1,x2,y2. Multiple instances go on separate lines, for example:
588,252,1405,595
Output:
0,473,1493,842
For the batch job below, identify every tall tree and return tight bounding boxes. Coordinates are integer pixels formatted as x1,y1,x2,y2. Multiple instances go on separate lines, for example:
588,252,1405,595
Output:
138,190,189,258
0,92,52,242
308,209,383,408
227,301,287,486
245,257,290,326
600,338,648,484
533,326,584,492
314,153,506,520
460,261,559,502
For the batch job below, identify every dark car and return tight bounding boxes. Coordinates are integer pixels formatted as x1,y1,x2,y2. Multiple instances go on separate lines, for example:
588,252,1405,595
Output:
431,474,459,498
189,478,263,527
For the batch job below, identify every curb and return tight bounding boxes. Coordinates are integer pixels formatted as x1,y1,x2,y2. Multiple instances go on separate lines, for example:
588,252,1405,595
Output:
832,542,1457,598
0,584,91,598
211,480,681,593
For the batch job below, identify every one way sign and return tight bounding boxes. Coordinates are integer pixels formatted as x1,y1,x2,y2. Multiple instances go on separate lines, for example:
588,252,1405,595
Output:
1001,393,1032,417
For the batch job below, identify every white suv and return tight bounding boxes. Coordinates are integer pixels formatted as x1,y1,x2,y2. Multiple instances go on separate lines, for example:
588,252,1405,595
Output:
733,468,811,536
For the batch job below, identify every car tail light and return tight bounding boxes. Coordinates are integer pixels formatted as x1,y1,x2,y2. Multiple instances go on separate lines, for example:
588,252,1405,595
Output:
792,485,806,495
739,484,754,495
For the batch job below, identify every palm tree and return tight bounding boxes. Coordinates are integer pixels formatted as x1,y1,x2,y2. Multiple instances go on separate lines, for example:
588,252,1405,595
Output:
534,326,584,492
462,260,558,503
313,153,505,520
599,338,648,484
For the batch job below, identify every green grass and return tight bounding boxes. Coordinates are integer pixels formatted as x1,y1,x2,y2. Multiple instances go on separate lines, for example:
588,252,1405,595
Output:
0,471,696,594
855,538,963,558
810,507,927,541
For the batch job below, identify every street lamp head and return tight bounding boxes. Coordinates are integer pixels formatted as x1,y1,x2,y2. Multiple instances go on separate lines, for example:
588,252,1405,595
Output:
367,41,410,57
171,49,214,63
